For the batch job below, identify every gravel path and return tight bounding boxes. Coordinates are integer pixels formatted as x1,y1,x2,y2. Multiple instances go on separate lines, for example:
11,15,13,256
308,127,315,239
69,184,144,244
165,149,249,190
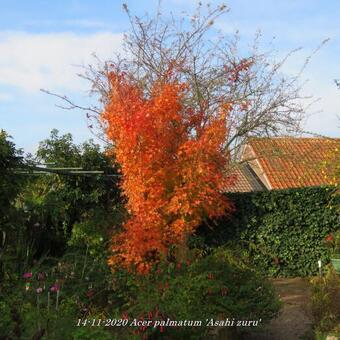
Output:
217,277,313,340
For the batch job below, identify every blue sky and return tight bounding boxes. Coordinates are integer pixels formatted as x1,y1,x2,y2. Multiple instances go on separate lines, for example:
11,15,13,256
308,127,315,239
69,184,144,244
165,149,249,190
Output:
0,0,339,154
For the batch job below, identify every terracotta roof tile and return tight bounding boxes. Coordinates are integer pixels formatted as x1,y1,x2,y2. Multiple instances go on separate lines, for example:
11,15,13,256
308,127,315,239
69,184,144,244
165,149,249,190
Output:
248,137,340,189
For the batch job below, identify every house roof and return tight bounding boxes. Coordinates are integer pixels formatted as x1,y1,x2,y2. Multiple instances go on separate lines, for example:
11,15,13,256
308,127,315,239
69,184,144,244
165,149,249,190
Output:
245,137,340,190
225,163,266,193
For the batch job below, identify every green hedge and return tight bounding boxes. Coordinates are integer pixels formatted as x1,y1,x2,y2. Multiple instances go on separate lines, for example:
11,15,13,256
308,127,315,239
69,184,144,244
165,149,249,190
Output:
198,186,339,277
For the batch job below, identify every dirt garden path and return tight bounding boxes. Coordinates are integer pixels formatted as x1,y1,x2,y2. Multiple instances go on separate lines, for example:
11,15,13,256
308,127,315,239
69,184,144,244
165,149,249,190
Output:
244,277,313,340
218,277,313,340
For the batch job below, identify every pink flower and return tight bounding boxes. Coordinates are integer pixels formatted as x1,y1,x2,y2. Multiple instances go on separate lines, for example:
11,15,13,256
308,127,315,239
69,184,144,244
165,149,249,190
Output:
23,272,32,279
50,283,60,292
36,287,43,294
37,272,46,281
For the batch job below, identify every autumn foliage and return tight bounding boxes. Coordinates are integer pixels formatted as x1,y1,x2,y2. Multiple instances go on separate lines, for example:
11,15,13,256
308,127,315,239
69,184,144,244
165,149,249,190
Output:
102,70,235,272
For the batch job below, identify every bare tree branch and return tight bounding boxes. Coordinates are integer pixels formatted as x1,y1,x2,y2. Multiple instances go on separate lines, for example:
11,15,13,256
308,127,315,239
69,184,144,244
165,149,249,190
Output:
42,2,328,166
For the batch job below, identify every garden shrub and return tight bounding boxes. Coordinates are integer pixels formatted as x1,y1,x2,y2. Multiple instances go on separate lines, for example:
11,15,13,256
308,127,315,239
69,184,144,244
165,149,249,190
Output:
0,130,23,218
0,242,119,339
0,246,281,339
0,129,123,278
113,247,281,339
198,186,339,277
310,265,340,337
17,129,121,258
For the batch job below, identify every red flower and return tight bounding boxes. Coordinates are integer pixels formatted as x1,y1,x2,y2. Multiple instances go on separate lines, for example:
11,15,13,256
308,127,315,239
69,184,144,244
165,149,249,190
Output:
86,289,95,298
207,273,214,280
325,234,334,242
177,262,182,269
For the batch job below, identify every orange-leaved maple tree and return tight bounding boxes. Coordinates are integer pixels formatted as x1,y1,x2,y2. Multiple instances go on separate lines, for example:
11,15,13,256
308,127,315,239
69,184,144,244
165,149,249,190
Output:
102,70,235,273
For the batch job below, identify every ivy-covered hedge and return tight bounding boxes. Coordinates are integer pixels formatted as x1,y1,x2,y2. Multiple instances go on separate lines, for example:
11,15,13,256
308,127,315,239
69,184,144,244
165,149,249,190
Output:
198,186,339,277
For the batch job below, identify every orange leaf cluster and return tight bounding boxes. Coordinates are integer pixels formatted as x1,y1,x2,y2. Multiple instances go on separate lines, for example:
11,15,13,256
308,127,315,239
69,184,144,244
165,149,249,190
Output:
102,72,234,273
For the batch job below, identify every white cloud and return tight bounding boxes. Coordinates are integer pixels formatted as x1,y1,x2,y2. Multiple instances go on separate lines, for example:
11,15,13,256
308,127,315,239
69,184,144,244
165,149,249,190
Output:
0,31,124,93
0,92,14,101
